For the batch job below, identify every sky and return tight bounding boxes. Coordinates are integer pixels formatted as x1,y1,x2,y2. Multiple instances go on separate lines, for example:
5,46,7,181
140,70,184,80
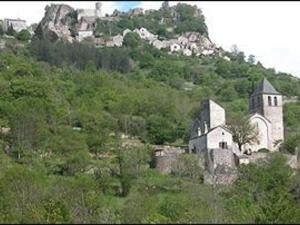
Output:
0,1,300,78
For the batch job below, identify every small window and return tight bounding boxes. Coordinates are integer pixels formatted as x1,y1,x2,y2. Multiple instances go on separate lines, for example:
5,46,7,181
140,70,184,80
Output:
274,96,278,106
257,96,260,106
268,96,272,106
219,142,228,149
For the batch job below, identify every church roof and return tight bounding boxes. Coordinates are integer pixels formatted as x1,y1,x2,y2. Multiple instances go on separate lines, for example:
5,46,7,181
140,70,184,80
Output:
252,78,280,96
190,124,231,140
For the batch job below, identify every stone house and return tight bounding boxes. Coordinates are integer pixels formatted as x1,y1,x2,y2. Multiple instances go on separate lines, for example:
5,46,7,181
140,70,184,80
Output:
170,43,181,52
77,30,93,42
3,18,27,32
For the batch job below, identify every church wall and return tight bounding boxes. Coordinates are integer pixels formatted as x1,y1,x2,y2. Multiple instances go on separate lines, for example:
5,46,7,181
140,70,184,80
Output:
262,94,284,146
207,127,233,150
199,99,225,134
188,135,207,154
248,115,272,151
209,100,226,128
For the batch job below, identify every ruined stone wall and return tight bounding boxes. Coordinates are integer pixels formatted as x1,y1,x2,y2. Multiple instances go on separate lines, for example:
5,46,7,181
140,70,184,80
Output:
153,155,178,174
205,149,237,185
152,145,186,174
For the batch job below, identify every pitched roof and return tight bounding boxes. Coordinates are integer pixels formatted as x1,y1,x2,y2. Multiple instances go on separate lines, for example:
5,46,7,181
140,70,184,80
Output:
252,78,280,96
190,125,232,140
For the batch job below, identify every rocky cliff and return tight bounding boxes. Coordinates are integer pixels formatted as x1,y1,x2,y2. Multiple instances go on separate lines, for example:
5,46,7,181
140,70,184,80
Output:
35,4,77,42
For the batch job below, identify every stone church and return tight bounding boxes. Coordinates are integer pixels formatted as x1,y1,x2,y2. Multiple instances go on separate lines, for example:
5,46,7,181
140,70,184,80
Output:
189,78,284,154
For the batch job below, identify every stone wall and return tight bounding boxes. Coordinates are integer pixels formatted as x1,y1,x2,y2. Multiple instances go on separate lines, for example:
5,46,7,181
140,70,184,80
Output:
152,145,186,174
152,155,179,174
247,152,299,169
204,148,238,184
188,135,206,154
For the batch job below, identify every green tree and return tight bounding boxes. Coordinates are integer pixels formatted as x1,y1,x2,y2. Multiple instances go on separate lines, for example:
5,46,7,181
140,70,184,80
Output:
171,153,204,183
6,24,16,36
123,32,142,48
116,145,151,196
227,115,260,152
223,153,300,223
146,114,175,145
0,24,4,36
16,29,31,41
43,199,71,224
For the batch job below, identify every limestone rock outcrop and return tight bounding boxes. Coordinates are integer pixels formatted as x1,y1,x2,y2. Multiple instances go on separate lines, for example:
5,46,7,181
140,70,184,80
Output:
35,4,76,42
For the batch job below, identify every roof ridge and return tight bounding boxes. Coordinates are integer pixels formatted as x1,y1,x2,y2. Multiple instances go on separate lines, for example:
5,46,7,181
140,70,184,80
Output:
252,78,280,96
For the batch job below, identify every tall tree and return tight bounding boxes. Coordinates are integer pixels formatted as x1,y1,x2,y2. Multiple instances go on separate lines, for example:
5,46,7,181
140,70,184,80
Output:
227,115,259,152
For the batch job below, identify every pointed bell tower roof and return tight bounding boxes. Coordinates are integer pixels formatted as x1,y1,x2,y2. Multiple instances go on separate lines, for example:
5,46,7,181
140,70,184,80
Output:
252,78,280,96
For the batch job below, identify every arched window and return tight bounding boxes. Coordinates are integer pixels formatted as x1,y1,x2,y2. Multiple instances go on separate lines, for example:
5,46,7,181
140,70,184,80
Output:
257,96,260,107
268,96,272,106
274,96,278,106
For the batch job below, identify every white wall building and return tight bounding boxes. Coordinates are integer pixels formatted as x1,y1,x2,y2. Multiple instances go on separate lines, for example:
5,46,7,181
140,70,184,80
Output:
77,1,103,21
3,18,27,32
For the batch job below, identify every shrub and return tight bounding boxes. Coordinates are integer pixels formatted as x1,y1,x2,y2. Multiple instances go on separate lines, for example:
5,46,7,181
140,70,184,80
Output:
16,29,31,41
257,148,270,153
123,32,142,48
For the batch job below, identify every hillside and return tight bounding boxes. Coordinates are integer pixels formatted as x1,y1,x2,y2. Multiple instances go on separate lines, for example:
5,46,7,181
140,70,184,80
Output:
0,1,299,224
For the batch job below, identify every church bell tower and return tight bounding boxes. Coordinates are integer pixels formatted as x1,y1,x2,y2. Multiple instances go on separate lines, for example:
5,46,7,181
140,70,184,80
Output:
249,78,284,147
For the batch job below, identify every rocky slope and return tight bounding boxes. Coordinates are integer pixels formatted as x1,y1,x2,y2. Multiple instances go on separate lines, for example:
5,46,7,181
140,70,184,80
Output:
34,2,222,57
35,4,77,42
